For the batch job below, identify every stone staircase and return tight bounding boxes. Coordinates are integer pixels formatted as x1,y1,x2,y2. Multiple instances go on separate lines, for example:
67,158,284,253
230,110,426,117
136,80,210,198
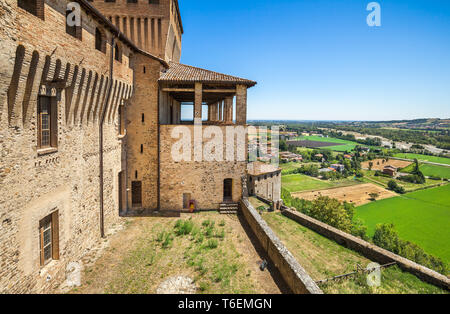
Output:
219,202,239,214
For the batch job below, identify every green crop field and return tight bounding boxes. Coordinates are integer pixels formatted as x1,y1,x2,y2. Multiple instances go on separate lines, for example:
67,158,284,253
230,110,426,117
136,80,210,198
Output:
355,184,450,264
282,173,362,193
394,153,450,165
282,174,334,192
296,135,359,152
401,163,450,179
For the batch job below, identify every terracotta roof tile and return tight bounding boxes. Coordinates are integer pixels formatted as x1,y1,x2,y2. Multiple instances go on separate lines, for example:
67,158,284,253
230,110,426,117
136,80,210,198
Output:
159,62,257,87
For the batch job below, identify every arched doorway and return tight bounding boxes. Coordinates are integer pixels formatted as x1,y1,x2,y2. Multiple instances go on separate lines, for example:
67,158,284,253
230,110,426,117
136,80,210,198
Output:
223,179,232,202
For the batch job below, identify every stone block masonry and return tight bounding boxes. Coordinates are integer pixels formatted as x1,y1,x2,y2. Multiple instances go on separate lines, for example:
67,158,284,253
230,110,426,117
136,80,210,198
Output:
282,208,450,290
240,198,323,294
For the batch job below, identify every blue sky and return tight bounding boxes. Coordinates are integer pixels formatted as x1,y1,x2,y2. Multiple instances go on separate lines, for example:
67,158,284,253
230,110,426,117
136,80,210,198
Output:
178,0,450,121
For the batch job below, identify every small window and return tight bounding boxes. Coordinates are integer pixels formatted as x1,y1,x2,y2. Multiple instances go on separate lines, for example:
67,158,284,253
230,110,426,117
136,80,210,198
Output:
140,144,144,154
143,66,146,74
149,0,159,4
18,0,44,19
142,113,145,123
105,0,115,2
66,8,82,40
132,181,142,208
135,170,138,179
95,28,106,53
38,96,57,149
127,0,137,3
118,105,125,135
39,211,59,266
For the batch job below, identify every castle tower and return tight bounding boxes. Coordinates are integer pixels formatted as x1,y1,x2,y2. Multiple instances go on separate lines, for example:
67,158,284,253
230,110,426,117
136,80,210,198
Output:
90,0,183,62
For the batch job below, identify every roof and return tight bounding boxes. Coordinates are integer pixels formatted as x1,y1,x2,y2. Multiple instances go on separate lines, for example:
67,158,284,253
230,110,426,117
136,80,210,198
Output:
159,62,257,87
248,162,281,176
76,0,168,67
384,165,398,170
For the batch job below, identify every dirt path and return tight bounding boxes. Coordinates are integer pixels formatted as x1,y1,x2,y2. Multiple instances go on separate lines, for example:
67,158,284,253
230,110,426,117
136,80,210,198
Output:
68,213,283,294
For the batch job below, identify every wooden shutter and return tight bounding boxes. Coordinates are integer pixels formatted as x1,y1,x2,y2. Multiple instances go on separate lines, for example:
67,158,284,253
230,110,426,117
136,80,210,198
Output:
51,211,59,260
39,225,45,266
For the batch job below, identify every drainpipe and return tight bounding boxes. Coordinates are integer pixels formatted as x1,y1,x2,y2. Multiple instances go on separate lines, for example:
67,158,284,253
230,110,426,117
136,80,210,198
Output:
99,36,115,238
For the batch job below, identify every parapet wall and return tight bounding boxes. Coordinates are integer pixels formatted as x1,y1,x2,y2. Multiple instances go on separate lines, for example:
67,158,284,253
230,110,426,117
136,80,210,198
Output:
239,198,323,294
281,208,450,291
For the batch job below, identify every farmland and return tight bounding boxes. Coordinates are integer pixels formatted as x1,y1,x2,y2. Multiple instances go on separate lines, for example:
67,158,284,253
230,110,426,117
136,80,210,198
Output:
288,135,359,152
261,212,445,294
401,163,450,179
282,174,361,193
361,159,412,171
361,170,444,192
355,184,450,264
292,183,397,206
393,153,450,165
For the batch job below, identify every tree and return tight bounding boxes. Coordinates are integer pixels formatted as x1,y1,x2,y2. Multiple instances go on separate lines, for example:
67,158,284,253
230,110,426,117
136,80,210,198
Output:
368,161,373,171
369,192,379,201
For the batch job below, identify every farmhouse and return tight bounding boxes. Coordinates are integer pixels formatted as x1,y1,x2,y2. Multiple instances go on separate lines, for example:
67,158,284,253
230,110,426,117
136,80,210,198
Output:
247,162,282,208
383,165,398,177
330,164,345,172
0,0,260,293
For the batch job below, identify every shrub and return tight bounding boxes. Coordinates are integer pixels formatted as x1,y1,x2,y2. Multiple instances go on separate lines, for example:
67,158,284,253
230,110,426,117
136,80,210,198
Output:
206,239,218,249
373,224,447,275
387,180,406,194
174,219,194,236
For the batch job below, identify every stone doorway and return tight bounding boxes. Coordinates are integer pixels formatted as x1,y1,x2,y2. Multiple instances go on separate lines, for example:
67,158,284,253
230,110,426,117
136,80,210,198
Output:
223,179,232,202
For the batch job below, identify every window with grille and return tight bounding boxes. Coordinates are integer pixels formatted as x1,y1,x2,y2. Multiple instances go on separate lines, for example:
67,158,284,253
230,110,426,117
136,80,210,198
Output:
39,211,59,266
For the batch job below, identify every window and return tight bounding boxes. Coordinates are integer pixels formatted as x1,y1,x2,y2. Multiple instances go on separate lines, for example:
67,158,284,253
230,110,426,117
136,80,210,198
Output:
39,211,59,267
140,144,144,154
142,113,145,123
95,28,106,53
132,181,142,207
38,96,57,149
143,66,146,74
127,0,137,3
114,43,122,62
105,0,115,2
149,0,159,4
118,105,125,135
18,0,44,19
66,8,82,40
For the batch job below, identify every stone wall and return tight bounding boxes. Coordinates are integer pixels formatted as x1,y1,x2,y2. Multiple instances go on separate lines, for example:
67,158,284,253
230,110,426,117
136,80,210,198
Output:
0,0,135,293
125,54,162,211
159,125,247,210
91,0,182,61
248,171,281,203
282,208,450,290
239,198,323,294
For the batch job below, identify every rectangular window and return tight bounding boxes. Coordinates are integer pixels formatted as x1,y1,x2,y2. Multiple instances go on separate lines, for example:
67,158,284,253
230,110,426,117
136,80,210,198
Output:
39,211,59,266
132,181,142,208
127,0,137,3
66,9,82,40
38,96,57,149
149,0,159,4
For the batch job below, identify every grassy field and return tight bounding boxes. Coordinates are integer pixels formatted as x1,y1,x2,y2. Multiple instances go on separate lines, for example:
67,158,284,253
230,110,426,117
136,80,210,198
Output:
355,184,450,264
70,213,281,294
280,162,304,174
297,135,358,152
394,153,450,165
361,170,444,192
262,212,445,294
401,163,450,179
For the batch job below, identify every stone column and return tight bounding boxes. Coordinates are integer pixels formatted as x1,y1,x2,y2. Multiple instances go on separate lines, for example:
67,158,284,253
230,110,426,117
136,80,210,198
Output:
236,85,247,125
194,82,202,125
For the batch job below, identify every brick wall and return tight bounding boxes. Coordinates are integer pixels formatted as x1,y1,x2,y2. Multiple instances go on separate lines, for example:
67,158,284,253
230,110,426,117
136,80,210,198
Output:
0,0,134,293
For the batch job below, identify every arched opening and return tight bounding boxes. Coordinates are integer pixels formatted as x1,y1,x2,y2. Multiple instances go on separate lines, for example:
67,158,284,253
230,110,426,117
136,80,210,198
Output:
114,43,122,62
95,28,106,53
223,179,233,202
